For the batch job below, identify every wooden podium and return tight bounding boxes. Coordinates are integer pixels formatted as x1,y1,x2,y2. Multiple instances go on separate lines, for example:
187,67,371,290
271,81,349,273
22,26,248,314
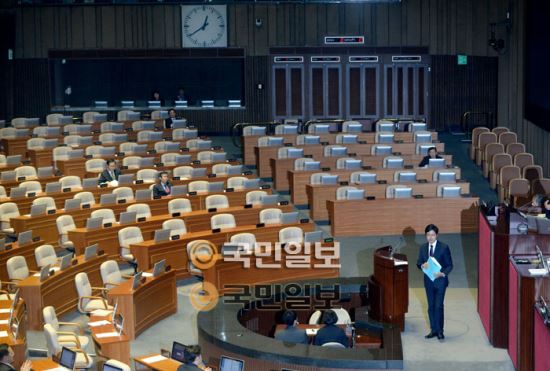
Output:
368,246,409,331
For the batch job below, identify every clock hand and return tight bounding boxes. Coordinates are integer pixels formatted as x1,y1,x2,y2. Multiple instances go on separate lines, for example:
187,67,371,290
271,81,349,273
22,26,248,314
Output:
188,16,209,37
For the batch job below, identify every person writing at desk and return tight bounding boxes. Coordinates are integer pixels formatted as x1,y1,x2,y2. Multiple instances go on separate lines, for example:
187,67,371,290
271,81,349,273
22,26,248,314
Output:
176,345,212,371
98,159,121,185
274,310,308,344
418,147,442,167
152,171,172,198
0,344,31,371
417,224,453,340
165,109,177,129
313,310,349,347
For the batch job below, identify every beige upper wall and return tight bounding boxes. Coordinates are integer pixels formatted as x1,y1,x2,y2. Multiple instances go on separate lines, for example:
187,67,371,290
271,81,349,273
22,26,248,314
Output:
15,0,505,58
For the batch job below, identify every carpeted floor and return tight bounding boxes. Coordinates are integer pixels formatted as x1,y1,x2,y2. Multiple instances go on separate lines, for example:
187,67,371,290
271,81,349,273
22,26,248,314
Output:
27,133,514,370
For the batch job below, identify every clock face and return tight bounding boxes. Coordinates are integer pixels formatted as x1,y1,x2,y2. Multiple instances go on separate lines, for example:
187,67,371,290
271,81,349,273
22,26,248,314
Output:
182,5,227,48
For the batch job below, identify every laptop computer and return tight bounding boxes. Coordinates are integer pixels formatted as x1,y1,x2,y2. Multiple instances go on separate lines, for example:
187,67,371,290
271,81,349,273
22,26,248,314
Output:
1,171,16,182
171,185,188,197
100,194,117,205
227,165,243,175
171,341,187,363
171,119,187,129
139,157,155,167
64,198,82,211
135,189,152,201
153,259,166,277
207,182,225,193
132,272,142,290
40,264,51,282
219,356,244,371
132,144,148,155
118,174,134,185
211,153,227,162
18,230,33,246
304,230,323,243
175,155,192,165
86,217,103,230
58,347,77,371
6,155,22,165
154,229,170,243
37,166,54,178
84,244,98,260
59,254,72,270
45,182,62,194
281,212,299,224
69,149,84,159
243,179,261,189
43,139,59,148
260,194,278,205
191,168,207,178
119,211,137,225
102,364,123,371
9,187,26,199
82,178,98,189
30,204,47,216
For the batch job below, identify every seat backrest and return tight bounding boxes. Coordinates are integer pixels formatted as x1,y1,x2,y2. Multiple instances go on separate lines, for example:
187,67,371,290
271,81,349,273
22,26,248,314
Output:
294,157,315,170
342,120,362,133
32,196,56,211
259,208,283,225
477,132,497,149
74,272,92,307
506,142,525,157
15,165,37,179
162,219,187,237
492,126,509,136
161,152,180,165
136,169,158,182
60,175,82,189
85,145,105,158
20,180,42,194
310,172,325,185
112,187,134,201
35,244,57,268
332,308,352,324
205,194,229,209
471,127,490,147
243,126,266,136
197,151,215,163
227,176,248,190
91,209,116,224
27,137,46,150
212,163,231,175
118,226,144,249
74,191,95,205
492,153,512,172
336,186,357,200
0,203,20,223
484,143,504,160
246,190,267,205
56,215,76,235
168,198,192,214
188,180,209,193
100,260,122,287
499,165,521,186
498,131,517,147
508,178,529,197
385,185,409,198
83,111,100,124
85,158,106,172
126,203,151,219
522,165,543,182
122,156,142,169
43,323,61,356
42,306,59,330
513,153,534,168
210,213,236,230
173,165,194,178
279,226,303,244
7,256,29,280
229,233,256,250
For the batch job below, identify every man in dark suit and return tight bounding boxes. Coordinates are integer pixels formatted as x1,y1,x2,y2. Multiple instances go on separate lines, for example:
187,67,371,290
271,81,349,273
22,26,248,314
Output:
98,159,121,184
164,108,177,129
418,146,442,167
176,345,212,371
313,310,349,347
0,343,31,371
417,224,453,340
152,171,173,198
274,310,308,344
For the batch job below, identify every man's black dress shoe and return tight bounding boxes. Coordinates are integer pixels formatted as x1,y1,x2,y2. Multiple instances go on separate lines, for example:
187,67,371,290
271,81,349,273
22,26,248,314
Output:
425,332,437,339
437,332,445,340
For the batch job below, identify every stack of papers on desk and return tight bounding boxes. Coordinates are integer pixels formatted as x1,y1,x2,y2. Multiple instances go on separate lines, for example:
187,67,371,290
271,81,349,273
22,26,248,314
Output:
96,331,119,338
88,320,111,327
0,309,10,314
91,309,113,317
0,331,8,338
394,259,408,266
306,328,319,336
422,257,441,282
0,320,8,325
529,268,548,276
141,272,153,277
142,355,168,364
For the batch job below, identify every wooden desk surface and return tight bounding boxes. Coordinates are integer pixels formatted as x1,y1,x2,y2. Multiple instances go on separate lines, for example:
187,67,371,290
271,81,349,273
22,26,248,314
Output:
134,354,181,371
89,313,131,365
0,175,61,194
2,170,253,214
69,204,293,258
29,359,60,371
306,180,471,220
0,239,42,282
17,254,107,330
288,166,462,204
0,299,27,369
327,196,479,236
131,222,316,280
108,269,177,340
243,131,439,165
258,142,445,179
204,242,340,295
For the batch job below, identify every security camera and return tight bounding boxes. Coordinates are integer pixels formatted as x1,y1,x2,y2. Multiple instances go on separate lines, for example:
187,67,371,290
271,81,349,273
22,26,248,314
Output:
255,18,263,28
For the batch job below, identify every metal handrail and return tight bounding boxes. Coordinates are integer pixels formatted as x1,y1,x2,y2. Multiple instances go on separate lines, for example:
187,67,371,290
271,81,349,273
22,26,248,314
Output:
461,111,494,139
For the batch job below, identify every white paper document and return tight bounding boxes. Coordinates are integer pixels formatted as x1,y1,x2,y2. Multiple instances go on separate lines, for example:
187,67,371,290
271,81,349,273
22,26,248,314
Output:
393,259,408,266
529,268,548,276
0,320,8,325
91,309,113,317
96,331,120,338
88,320,111,327
142,355,168,364
141,272,153,277
0,331,8,338
305,328,319,336
0,309,10,314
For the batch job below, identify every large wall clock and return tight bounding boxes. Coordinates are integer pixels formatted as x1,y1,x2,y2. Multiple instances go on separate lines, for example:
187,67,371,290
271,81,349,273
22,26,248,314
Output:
181,4,227,48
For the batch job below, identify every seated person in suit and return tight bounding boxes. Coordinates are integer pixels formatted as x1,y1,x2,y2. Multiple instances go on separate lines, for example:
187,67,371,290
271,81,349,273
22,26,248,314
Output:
176,87,186,102
152,171,173,198
543,197,550,219
151,90,164,106
313,310,349,347
418,147,442,167
176,345,212,371
274,310,308,344
164,109,177,129
98,159,121,184
0,343,31,371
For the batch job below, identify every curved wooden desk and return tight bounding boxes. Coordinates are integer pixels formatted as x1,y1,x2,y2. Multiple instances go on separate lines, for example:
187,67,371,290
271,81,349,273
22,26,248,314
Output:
131,222,316,280
17,254,107,330
69,204,292,257
0,299,27,369
108,269,177,340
